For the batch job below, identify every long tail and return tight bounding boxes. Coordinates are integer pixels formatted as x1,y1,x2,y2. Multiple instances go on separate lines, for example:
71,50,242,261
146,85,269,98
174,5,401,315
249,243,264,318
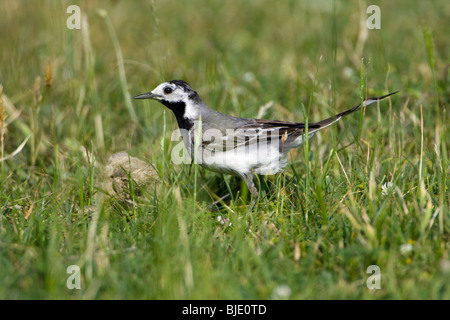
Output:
308,91,399,132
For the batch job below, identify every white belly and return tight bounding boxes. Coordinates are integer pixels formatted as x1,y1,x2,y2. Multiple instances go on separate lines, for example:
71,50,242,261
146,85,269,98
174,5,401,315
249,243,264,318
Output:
199,143,289,177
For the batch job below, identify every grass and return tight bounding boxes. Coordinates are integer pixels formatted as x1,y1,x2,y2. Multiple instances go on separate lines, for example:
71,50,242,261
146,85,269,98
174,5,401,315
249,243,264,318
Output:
0,0,449,299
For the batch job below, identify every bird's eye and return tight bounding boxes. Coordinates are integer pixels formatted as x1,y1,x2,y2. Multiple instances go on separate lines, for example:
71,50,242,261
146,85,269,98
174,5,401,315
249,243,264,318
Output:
163,87,173,94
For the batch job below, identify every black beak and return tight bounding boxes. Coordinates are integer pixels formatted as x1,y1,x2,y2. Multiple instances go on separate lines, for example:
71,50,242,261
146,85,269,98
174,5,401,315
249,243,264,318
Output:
133,92,162,100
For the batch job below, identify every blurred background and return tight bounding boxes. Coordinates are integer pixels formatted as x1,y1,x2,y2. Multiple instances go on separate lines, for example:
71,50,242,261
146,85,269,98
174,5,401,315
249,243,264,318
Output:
0,0,448,299
0,0,450,159
1,0,447,163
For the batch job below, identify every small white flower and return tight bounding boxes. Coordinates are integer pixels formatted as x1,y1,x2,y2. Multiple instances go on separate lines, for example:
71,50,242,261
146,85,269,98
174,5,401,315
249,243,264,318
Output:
271,285,291,300
242,72,255,83
381,181,395,197
342,67,354,79
217,216,232,227
399,243,413,254
439,260,450,273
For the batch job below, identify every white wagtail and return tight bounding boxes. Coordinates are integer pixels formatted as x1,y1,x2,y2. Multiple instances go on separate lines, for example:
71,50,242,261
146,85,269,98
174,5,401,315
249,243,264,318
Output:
134,80,398,196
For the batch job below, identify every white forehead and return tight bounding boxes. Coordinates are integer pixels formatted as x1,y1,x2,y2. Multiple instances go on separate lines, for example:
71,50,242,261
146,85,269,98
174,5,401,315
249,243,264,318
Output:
153,82,173,92
152,82,188,99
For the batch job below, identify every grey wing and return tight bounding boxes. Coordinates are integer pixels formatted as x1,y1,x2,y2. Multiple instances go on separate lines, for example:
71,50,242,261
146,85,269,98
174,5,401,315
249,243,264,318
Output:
201,120,310,153
200,90,398,153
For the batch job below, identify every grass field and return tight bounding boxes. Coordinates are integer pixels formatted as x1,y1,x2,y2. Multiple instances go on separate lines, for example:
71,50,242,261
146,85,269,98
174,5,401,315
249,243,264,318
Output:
0,0,448,299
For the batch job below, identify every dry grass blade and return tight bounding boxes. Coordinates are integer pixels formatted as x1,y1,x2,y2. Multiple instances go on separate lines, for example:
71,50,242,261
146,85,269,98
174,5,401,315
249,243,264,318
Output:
0,85,5,166
45,61,52,88
0,135,31,162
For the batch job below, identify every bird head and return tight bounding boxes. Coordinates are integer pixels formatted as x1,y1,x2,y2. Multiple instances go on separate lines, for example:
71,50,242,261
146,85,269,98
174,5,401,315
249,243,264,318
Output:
134,80,201,106
134,80,206,129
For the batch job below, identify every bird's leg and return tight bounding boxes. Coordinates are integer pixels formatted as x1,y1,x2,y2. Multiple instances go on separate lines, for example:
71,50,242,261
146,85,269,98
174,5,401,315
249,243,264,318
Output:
243,173,258,208
249,184,258,199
